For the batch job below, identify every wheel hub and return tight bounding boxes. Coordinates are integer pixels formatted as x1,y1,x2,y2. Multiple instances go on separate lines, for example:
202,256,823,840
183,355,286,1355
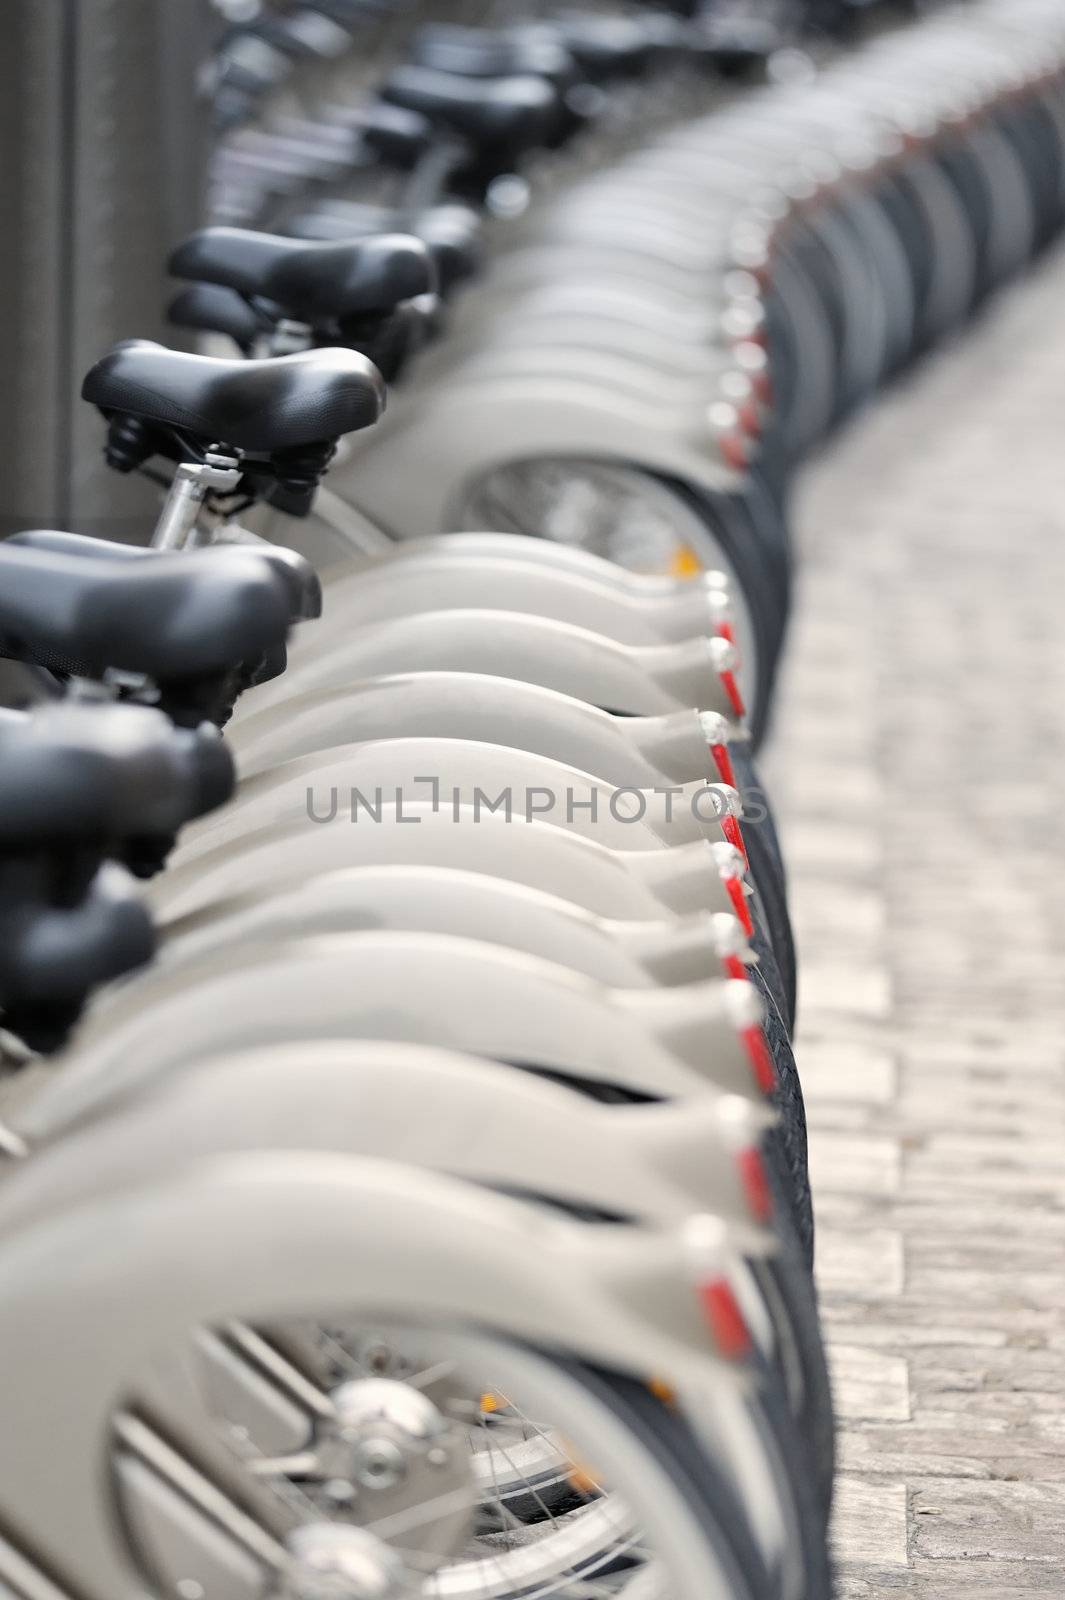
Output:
274,1524,409,1600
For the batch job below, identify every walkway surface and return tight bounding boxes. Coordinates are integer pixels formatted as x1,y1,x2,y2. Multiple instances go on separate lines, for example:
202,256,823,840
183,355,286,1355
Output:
764,242,1065,1596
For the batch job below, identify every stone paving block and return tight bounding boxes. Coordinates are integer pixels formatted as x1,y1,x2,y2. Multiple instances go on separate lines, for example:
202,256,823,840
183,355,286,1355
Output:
808,1132,902,1197
832,1476,909,1567
799,1040,897,1106
903,1562,1065,1596
829,1344,911,1421
815,1228,905,1297
769,242,1065,1592
800,966,894,1021
911,1480,1065,1564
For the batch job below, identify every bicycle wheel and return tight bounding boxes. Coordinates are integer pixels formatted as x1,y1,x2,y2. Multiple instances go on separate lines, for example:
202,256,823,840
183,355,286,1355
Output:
114,1320,778,1600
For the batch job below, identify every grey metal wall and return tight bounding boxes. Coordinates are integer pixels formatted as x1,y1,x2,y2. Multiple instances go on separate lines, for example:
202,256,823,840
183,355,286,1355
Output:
0,0,214,542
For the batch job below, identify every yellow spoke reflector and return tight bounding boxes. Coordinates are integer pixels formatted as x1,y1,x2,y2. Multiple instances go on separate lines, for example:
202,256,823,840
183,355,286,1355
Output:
647,1376,677,1407
560,1440,602,1496
667,544,704,579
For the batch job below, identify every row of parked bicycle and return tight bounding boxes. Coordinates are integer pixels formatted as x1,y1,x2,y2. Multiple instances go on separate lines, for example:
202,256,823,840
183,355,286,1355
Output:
1,2,1064,1598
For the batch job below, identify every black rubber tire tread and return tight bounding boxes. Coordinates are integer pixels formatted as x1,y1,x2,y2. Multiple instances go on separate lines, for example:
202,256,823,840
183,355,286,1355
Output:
558,1358,775,1600
741,1331,831,1593
747,824,798,1034
753,961,813,1271
749,921,792,1040
729,743,787,895
754,1234,836,1533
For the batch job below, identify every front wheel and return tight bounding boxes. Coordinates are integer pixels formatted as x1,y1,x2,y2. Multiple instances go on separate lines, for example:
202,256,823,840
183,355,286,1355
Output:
114,1317,782,1600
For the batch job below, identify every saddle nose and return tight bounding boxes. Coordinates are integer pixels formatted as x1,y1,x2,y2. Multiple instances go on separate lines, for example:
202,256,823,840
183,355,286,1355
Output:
169,227,437,324
408,23,579,92
283,203,484,295
379,66,563,170
166,284,265,353
0,864,157,1056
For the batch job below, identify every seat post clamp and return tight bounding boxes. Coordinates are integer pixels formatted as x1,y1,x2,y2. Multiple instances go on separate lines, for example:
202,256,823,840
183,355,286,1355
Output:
151,452,243,552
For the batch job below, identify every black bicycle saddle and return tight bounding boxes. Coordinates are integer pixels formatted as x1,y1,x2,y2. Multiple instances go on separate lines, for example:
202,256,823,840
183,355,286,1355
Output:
409,25,579,91
0,543,291,690
214,34,292,99
0,864,156,1054
82,339,386,455
548,17,656,81
0,702,233,848
693,16,779,75
349,101,436,170
242,9,351,61
169,228,437,324
379,67,561,167
168,283,266,352
415,204,484,287
286,203,483,293
6,527,322,624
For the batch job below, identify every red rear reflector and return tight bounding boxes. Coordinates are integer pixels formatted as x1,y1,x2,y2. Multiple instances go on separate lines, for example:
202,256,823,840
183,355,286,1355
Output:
738,1147,773,1223
742,1023,776,1095
721,952,748,983
719,666,746,719
721,813,749,866
716,619,737,647
724,874,754,937
698,1277,752,1360
720,431,748,472
708,739,737,789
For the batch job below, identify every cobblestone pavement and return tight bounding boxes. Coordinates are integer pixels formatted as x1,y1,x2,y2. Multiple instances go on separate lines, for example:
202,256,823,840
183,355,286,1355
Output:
763,243,1065,1595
